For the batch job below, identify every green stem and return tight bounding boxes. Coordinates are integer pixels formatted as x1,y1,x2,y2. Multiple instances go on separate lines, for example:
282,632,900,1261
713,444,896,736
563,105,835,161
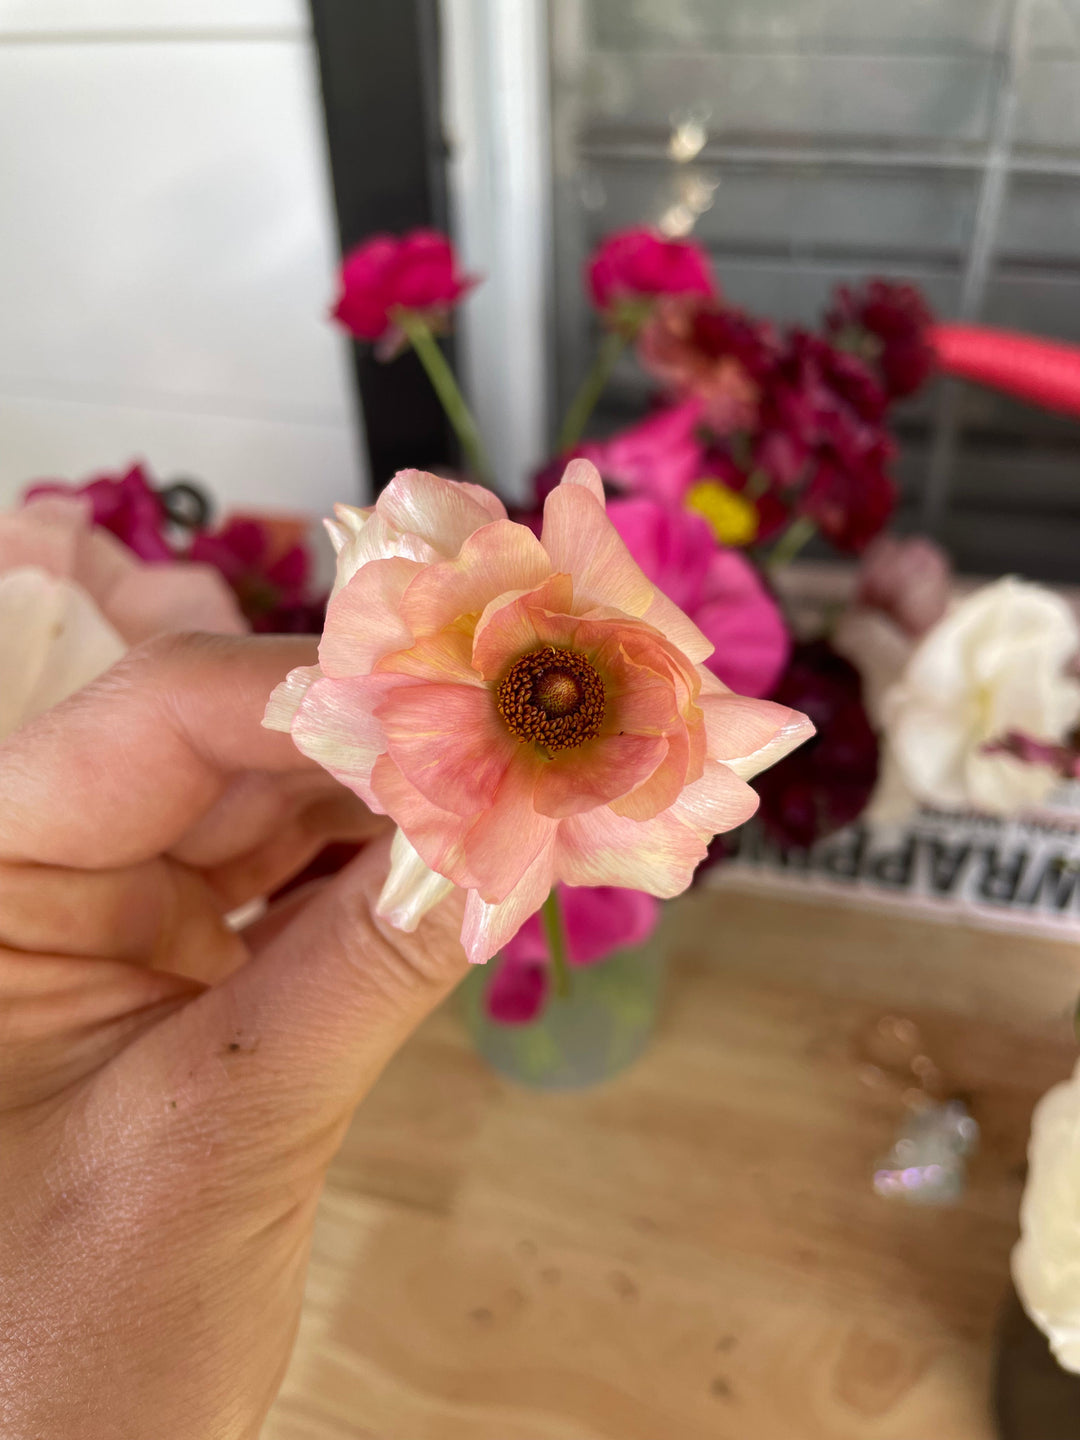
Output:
540,889,571,1000
767,514,817,572
394,308,492,485
558,330,627,451
743,468,770,502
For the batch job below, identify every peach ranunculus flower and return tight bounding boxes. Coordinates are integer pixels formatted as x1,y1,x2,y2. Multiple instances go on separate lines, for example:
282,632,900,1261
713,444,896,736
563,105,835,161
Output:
265,462,814,962
0,495,246,740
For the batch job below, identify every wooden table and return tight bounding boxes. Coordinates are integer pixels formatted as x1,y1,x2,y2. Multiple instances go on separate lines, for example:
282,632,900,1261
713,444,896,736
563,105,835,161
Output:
263,890,1080,1440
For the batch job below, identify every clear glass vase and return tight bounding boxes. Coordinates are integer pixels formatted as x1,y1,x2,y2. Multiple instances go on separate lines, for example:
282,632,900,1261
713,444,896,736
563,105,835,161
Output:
460,941,667,1090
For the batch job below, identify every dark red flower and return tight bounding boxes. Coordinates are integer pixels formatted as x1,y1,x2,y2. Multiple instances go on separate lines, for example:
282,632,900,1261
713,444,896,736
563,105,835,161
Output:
752,641,879,850
189,516,323,632
638,296,777,433
826,279,936,400
25,461,174,562
797,439,896,554
332,229,477,342
587,227,714,314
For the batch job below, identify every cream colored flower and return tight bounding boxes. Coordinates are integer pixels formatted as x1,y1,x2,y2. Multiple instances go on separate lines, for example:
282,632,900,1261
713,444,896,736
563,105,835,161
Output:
1014,1058,1080,1373
0,496,245,741
842,577,1080,819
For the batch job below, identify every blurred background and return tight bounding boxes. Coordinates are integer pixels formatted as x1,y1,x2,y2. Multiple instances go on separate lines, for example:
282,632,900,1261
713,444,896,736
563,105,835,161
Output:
3,1,1080,575
3,0,1080,576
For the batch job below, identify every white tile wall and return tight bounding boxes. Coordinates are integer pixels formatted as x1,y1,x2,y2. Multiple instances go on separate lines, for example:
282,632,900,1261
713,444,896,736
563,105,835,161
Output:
0,6,366,516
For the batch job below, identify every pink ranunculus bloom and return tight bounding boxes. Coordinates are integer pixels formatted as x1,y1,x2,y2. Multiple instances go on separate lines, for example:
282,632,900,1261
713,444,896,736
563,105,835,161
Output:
0,496,246,739
25,461,174,562
331,229,477,343
579,400,707,507
265,462,814,963
587,228,715,314
855,534,952,638
488,884,661,1025
607,498,789,698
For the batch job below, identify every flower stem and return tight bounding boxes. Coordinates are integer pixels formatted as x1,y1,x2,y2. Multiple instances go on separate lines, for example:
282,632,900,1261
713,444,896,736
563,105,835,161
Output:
767,514,817,571
540,889,571,1000
394,308,493,486
558,330,627,451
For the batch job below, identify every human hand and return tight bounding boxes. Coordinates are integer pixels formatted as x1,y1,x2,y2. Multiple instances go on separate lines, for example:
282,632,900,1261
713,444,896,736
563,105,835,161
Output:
0,634,468,1440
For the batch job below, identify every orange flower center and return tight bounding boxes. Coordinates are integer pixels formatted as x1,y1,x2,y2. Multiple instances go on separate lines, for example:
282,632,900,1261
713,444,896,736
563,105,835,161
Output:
496,645,606,752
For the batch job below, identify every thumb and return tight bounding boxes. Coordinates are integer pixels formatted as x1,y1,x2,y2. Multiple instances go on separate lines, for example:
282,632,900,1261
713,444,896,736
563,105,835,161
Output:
174,834,470,1119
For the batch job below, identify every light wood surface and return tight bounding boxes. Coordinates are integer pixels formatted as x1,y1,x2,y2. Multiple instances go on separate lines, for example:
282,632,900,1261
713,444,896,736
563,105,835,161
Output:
263,890,1080,1440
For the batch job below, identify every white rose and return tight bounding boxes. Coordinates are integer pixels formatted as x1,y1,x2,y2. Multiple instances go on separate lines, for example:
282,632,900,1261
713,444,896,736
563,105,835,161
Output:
1014,1059,1080,1372
878,577,1080,816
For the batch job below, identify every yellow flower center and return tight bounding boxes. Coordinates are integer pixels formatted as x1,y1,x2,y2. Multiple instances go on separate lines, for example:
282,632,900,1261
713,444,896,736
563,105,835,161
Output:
497,646,606,752
685,479,759,547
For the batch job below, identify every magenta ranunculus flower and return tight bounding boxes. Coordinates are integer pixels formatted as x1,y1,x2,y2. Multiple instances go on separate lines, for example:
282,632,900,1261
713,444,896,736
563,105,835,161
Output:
607,499,789,698
265,462,814,962
488,884,661,1024
331,229,477,342
25,461,174,563
587,227,715,315
579,400,707,507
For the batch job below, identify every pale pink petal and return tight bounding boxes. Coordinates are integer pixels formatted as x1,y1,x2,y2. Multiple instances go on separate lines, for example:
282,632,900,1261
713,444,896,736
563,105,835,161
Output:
639,589,714,665
460,754,557,902
263,664,323,732
370,753,472,882
668,759,760,834
471,573,575,680
461,839,557,963
378,682,517,815
320,556,423,678
399,520,552,637
105,563,247,643
541,481,655,618
376,828,455,933
699,692,815,779
454,482,508,522
376,469,504,556
558,457,606,505
330,508,437,593
291,673,413,809
533,732,668,818
608,725,695,821
376,626,484,687
0,497,86,578
556,804,707,897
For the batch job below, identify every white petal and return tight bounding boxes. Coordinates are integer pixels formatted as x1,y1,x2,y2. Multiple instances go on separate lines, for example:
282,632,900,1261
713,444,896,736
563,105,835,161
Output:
376,828,456,933
263,664,323,732
0,569,126,741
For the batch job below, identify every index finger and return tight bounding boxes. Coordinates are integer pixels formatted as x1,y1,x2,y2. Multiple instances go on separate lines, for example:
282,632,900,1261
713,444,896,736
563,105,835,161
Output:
0,633,320,868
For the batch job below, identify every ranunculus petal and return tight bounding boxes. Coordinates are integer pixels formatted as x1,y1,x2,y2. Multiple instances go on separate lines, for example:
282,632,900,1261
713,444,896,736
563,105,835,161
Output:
670,759,761,834
454,482,508,522
0,568,127,739
699,692,816,779
376,828,455,932
329,506,438,594
557,804,707,897
378,682,517,815
376,469,504,557
542,480,656,619
263,664,323,732
558,457,606,505
400,520,552,637
370,753,471,881
461,754,557,902
291,673,411,809
376,625,483,687
461,839,557,963
533,732,668,818
320,557,423,678
471,573,575,680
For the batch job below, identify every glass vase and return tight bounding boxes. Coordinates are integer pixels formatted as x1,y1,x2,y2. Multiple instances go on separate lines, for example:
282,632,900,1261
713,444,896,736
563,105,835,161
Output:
460,940,667,1090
